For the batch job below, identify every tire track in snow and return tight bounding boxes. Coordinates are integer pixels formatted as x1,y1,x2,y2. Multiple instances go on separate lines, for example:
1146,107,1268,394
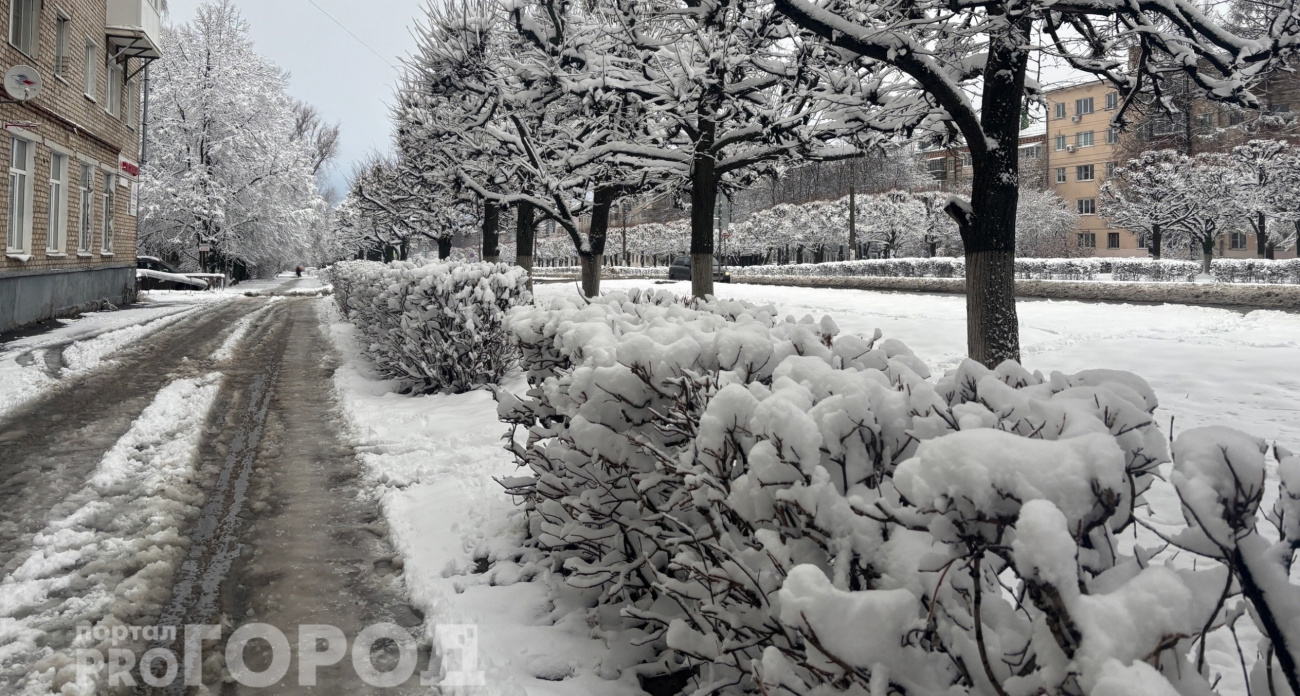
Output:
0,373,224,695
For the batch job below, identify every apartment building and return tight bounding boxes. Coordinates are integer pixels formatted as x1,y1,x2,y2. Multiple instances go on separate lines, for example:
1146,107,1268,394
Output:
0,0,158,332
1043,80,1139,257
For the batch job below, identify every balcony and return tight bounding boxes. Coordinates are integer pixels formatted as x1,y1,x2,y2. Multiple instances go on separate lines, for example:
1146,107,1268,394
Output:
106,0,163,61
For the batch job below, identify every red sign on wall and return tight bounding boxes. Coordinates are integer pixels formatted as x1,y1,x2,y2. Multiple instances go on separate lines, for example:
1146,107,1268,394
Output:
119,156,140,179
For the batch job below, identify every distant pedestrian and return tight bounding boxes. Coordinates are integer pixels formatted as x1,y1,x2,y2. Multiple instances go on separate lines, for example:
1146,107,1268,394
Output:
295,266,303,278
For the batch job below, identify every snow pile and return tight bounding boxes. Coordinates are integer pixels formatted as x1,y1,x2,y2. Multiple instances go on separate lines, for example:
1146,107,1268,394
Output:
496,287,1297,695
0,374,222,695
324,259,531,394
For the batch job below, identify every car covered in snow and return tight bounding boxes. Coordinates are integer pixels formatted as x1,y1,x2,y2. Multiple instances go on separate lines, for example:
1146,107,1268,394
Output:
667,255,730,283
136,257,210,291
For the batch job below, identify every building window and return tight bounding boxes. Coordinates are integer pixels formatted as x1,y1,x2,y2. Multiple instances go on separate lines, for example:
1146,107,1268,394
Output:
106,57,124,117
7,137,33,253
1076,97,1095,116
1106,92,1119,110
101,173,115,253
84,40,99,99
1055,134,1067,151
1077,131,1095,148
960,154,972,168
47,153,69,253
1107,232,1120,249
1106,161,1117,178
1019,144,1042,160
1077,198,1096,215
1229,110,1247,126
927,158,947,181
1106,127,1120,144
1137,232,1149,250
1055,102,1066,120
127,80,139,129
1055,167,1067,184
1270,103,1291,114
1078,232,1096,248
8,0,38,56
1077,164,1095,182
1230,231,1249,249
78,162,93,253
1195,113,1216,132
54,13,71,78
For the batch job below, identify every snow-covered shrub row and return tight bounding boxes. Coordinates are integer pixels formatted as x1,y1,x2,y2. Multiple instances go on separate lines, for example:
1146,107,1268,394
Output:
1212,258,1300,284
496,289,1300,695
323,259,531,393
530,265,668,278
1109,258,1203,282
730,257,967,278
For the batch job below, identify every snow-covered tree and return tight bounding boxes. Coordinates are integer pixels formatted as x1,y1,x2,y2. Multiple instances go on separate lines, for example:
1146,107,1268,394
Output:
1015,189,1081,258
1100,151,1197,260
773,0,1300,365
861,192,924,258
138,0,328,278
1167,153,1251,272
1230,140,1300,258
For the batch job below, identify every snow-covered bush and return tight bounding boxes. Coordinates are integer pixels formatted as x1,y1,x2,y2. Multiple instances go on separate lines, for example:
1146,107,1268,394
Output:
1110,258,1202,282
1212,258,1300,284
324,259,531,393
530,265,669,278
496,288,1298,695
730,257,966,279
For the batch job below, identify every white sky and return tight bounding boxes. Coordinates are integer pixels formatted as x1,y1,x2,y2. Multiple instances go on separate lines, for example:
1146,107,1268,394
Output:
165,0,424,198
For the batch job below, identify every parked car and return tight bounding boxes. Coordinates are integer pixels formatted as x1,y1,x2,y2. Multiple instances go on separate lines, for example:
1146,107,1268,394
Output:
136,256,210,291
667,255,731,283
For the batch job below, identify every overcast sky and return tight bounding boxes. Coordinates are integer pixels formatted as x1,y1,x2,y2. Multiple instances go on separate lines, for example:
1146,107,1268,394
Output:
165,0,425,198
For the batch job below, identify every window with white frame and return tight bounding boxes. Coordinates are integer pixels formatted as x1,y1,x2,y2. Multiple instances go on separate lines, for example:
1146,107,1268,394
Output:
1076,98,1095,116
1077,198,1096,215
1019,144,1042,160
101,172,115,253
1055,167,1066,184
84,40,98,99
1078,232,1096,248
126,80,138,129
1106,92,1119,110
7,137,33,253
77,162,93,253
927,158,947,181
1055,134,1067,151
106,57,124,117
1106,161,1117,178
1077,164,1095,182
9,0,38,56
1076,131,1095,148
1106,127,1120,144
1230,231,1249,249
1054,102,1066,120
47,153,69,253
54,13,71,78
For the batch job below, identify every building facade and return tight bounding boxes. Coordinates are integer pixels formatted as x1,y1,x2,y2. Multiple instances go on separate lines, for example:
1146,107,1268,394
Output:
0,0,159,332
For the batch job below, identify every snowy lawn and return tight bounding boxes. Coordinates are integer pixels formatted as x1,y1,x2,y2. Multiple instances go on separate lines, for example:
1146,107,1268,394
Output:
323,283,1299,696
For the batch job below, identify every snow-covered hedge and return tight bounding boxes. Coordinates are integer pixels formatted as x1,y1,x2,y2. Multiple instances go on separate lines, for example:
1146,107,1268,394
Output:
1109,258,1203,282
530,265,669,278
496,288,1299,695
730,257,967,279
324,260,531,393
1211,258,1300,284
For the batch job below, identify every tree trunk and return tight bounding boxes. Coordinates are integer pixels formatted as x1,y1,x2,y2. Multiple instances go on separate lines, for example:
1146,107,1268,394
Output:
516,200,535,292
437,237,451,260
1202,236,1215,274
1256,212,1267,258
848,160,857,259
690,116,717,299
482,200,500,263
580,187,616,297
1150,225,1162,260
948,14,1028,367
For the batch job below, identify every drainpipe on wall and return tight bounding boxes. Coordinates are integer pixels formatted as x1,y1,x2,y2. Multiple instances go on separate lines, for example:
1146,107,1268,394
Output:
140,65,151,166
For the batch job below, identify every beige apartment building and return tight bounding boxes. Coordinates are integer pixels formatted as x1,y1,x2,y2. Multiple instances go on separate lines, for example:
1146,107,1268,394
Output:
0,0,159,331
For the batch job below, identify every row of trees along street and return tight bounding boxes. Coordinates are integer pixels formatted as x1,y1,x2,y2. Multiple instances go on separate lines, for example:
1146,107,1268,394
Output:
342,0,1300,366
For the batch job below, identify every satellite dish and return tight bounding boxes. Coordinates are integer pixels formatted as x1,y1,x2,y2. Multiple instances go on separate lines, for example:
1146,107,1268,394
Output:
4,65,42,102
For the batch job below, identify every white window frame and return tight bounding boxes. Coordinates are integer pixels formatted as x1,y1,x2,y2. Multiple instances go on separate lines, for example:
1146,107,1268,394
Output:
1106,161,1117,178
6,135,36,255
1076,98,1095,116
54,11,71,79
8,0,38,57
1076,164,1095,182
1106,127,1120,144
106,56,124,117
47,152,70,254
1078,232,1096,248
1055,167,1066,184
1054,102,1066,120
1106,92,1119,110
1077,198,1096,216
78,161,94,254
84,39,99,100
1230,231,1249,249
1055,134,1067,151
926,157,947,181
1077,131,1095,148
126,79,139,129
101,172,115,254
